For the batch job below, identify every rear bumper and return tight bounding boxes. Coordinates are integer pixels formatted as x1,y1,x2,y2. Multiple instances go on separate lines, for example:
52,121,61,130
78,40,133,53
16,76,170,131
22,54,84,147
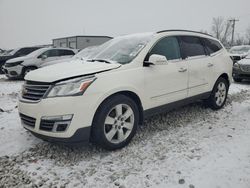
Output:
27,126,91,144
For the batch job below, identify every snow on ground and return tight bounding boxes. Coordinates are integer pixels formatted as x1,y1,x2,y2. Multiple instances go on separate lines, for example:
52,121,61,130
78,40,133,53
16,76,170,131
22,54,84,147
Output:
0,74,250,188
0,75,41,156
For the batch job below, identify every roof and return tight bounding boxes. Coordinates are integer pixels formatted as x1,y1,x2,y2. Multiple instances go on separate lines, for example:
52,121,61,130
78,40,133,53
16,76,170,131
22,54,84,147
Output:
156,29,213,37
53,35,113,41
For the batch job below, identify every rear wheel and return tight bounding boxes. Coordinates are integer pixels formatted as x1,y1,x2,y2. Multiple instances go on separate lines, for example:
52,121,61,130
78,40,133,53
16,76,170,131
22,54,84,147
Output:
91,94,139,150
205,77,229,110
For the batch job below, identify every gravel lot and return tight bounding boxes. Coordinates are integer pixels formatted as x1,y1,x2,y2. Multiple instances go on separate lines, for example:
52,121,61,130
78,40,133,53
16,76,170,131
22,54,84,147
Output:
0,75,250,188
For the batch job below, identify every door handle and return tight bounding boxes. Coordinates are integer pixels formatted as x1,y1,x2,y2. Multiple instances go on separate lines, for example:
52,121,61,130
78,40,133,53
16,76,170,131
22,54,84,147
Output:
178,68,187,73
208,63,214,67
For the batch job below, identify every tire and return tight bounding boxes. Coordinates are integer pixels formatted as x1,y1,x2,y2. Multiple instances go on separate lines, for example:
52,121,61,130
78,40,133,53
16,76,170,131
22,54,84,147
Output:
233,77,242,82
22,67,36,78
91,94,139,150
205,77,229,110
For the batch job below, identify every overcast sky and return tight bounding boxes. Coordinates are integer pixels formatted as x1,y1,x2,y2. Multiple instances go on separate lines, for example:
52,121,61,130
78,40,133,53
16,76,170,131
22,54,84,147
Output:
0,0,250,49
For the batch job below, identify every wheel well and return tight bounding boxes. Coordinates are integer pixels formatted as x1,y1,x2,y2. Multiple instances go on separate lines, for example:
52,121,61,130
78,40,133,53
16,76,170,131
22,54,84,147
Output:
95,91,144,126
22,66,37,75
219,73,230,85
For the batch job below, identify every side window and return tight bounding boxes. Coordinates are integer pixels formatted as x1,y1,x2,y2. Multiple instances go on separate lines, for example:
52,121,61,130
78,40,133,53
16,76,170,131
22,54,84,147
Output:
203,38,223,54
42,49,59,57
58,49,75,56
147,36,181,61
180,36,206,58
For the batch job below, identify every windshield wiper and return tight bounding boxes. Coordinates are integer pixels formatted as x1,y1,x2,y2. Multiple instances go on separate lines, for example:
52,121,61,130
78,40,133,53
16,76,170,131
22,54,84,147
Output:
87,59,112,64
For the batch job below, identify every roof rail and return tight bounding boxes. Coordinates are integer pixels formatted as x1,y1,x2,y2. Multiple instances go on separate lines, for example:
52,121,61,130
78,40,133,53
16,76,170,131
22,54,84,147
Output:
156,30,213,37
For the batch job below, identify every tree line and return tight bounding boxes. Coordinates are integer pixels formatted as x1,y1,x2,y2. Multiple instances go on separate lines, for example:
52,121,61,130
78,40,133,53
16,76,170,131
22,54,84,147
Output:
208,17,250,47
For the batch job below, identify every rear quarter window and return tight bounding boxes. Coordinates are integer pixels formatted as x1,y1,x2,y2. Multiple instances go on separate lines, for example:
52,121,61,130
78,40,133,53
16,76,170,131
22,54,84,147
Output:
203,38,223,54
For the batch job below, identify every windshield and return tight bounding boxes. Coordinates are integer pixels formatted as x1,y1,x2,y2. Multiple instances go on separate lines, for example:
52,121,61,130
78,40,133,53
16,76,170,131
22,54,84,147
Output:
8,48,20,56
229,46,250,54
74,46,98,59
86,33,153,64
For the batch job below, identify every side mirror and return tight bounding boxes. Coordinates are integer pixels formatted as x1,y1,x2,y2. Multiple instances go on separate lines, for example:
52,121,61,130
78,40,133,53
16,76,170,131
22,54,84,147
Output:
41,55,47,60
144,54,167,66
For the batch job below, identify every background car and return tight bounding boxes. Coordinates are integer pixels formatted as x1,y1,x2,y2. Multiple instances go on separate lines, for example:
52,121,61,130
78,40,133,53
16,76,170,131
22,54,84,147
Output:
2,47,76,79
229,45,250,64
233,54,250,82
0,47,41,73
40,46,98,68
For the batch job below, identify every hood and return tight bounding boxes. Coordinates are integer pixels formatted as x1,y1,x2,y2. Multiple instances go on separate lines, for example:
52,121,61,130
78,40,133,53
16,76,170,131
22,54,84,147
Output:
238,58,250,66
6,56,29,63
25,60,121,82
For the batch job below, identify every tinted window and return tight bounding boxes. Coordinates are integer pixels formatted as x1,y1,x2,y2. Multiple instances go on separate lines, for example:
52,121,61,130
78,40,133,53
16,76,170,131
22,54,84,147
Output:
15,47,40,56
203,38,222,54
180,36,205,58
148,36,181,60
42,49,59,57
58,49,75,56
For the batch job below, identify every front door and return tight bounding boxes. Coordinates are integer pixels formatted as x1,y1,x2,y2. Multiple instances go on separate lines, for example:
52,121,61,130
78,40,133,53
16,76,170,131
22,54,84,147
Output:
144,36,188,109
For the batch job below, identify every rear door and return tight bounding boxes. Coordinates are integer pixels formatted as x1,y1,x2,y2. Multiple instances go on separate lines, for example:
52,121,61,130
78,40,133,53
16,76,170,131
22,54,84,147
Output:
179,36,212,97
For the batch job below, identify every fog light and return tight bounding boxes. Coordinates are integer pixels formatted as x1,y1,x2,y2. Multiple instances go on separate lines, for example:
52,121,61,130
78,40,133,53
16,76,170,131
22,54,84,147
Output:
40,114,73,132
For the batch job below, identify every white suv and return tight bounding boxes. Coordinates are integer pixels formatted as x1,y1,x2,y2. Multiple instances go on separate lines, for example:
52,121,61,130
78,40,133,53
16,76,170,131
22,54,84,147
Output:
3,48,76,79
18,30,233,150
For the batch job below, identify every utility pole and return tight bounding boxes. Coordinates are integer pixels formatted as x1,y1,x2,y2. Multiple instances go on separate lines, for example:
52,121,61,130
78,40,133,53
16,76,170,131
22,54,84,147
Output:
228,18,239,46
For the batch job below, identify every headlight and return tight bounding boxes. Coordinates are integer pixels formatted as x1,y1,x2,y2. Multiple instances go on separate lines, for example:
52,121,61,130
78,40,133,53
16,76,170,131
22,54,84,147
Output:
6,61,23,67
233,63,240,69
46,76,96,98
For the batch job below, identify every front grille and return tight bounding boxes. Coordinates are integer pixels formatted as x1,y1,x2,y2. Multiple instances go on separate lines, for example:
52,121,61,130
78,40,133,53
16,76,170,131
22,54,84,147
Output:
20,113,36,128
22,81,51,101
241,65,250,72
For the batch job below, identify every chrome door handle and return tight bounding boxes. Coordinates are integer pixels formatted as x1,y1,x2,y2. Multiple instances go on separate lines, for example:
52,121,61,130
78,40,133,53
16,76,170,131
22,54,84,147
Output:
208,63,214,67
179,68,187,73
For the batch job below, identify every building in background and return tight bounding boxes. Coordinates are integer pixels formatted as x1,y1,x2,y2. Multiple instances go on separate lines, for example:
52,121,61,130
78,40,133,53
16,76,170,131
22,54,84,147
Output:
53,36,112,50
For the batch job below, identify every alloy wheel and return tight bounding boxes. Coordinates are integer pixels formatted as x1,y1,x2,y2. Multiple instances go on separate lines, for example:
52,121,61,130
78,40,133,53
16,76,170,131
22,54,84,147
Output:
104,104,134,144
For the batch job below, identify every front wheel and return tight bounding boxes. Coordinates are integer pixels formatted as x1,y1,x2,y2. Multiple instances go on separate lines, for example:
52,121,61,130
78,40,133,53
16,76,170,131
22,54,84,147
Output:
205,77,229,110
91,94,139,150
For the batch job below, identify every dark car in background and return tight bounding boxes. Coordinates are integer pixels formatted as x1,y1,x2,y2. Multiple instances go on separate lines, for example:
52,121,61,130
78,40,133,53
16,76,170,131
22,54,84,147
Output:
233,54,250,82
0,47,41,73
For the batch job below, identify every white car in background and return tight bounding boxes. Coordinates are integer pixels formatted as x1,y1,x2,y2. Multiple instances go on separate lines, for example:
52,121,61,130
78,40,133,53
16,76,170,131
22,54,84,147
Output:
41,46,98,68
3,48,76,79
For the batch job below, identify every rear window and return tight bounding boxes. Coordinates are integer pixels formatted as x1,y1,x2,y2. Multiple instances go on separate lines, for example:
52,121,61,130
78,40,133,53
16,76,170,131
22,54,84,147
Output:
58,49,75,56
180,36,206,58
203,38,223,54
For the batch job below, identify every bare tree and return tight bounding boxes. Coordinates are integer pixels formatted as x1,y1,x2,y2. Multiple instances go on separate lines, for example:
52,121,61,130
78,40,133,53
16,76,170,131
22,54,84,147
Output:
246,26,250,45
235,34,245,46
211,17,232,46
